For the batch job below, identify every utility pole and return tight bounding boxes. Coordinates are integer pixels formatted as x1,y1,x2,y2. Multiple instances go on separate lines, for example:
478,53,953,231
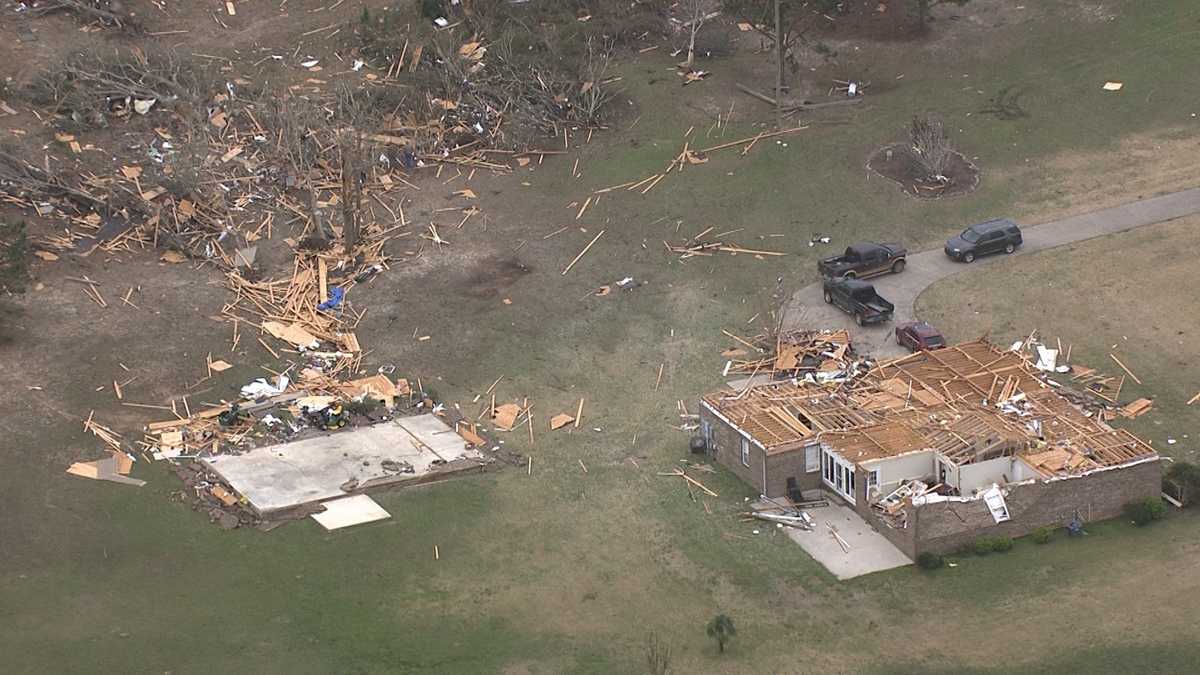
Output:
774,0,783,128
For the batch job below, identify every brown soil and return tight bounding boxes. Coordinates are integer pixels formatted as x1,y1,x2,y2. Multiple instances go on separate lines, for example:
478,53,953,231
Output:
460,255,531,298
867,143,980,199
817,0,925,42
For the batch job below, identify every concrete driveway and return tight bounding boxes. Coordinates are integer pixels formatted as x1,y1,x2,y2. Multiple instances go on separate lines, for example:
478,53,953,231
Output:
781,188,1200,357
778,499,912,580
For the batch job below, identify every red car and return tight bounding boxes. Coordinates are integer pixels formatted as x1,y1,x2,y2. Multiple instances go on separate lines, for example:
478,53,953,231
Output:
895,322,946,352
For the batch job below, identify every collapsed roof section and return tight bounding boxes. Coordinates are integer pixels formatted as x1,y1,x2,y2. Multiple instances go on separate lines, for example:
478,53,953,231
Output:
702,339,1157,477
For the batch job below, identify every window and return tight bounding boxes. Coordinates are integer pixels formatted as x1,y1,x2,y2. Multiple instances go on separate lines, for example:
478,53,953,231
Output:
805,445,820,473
740,437,750,467
867,470,880,495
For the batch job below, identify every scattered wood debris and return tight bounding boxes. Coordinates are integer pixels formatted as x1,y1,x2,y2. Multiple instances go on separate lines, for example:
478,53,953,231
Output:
658,467,718,497
1120,398,1153,419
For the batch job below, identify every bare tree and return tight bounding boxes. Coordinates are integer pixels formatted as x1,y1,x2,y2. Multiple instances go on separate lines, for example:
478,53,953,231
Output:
578,37,617,126
334,85,369,255
646,632,672,675
681,0,719,67
909,114,951,180
722,0,827,125
270,99,329,244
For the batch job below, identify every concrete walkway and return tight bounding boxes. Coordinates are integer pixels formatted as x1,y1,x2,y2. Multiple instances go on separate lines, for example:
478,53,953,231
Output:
782,188,1200,357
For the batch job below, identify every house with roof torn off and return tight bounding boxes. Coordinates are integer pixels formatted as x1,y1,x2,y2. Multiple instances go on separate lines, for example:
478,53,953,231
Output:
699,338,1161,559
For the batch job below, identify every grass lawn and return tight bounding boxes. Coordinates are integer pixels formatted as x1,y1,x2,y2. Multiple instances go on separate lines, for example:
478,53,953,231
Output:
4,2,1200,673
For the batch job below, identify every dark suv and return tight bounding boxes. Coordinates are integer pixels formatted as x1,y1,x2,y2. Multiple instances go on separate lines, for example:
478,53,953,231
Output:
944,218,1022,263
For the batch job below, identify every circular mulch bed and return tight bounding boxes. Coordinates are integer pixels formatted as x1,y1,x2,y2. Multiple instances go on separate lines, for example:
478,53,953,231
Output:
867,143,980,199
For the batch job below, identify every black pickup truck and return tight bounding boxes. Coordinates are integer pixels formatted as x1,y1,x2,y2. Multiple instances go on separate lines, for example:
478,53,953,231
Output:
822,278,895,326
817,242,907,279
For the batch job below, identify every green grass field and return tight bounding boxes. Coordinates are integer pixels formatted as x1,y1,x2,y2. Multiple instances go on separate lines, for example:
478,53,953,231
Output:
5,2,1200,673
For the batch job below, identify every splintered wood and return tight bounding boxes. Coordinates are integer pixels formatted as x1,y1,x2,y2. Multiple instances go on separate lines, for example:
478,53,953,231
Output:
721,329,853,378
658,468,718,497
665,240,788,260
589,126,809,204
1120,398,1153,419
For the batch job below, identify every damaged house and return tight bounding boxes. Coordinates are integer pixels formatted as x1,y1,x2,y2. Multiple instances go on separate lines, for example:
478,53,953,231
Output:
699,339,1162,558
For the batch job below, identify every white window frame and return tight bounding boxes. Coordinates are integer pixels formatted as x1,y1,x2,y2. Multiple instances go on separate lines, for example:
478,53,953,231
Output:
820,447,857,505
805,445,820,473
740,437,750,467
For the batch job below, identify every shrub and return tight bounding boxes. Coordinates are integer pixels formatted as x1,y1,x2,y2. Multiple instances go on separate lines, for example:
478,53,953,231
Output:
1125,497,1167,526
989,536,1014,553
1165,462,1200,506
973,538,992,556
916,552,944,570
344,398,382,416
1031,527,1053,545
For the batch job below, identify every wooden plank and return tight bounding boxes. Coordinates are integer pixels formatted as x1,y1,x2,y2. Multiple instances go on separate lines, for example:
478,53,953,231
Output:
1108,353,1143,385
318,258,328,304
561,230,605,275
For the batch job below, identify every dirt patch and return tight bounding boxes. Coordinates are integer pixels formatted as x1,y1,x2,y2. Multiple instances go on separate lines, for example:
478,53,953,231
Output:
459,255,531,298
817,0,925,42
867,143,980,199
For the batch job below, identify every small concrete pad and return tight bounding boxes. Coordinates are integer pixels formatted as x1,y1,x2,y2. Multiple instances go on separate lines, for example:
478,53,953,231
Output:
311,495,391,530
780,499,912,580
203,414,479,514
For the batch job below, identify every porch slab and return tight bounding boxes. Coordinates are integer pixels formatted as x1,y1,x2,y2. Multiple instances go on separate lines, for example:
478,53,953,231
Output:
203,414,480,515
781,499,912,579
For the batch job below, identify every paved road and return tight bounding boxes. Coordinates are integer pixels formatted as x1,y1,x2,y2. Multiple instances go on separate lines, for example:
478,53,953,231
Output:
781,187,1200,358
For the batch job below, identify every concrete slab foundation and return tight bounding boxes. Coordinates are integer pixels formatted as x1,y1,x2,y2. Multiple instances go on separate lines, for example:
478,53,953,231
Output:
778,498,912,580
203,414,481,514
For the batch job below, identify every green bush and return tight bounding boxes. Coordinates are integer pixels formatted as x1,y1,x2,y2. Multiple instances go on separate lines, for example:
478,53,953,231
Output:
973,536,1013,554
1165,462,1200,506
1125,497,1167,526
916,552,944,570
973,539,992,556
1031,527,1053,545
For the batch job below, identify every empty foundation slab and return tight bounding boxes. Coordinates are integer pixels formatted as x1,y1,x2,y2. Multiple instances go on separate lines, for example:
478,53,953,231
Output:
203,414,481,515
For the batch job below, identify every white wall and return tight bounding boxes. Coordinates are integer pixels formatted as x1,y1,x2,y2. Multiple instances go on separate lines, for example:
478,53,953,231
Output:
863,451,936,497
1011,457,1040,483
957,456,1017,495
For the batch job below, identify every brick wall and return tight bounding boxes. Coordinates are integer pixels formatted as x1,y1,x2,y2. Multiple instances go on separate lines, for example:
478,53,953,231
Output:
700,406,823,498
700,406,765,494
855,466,919,559
910,459,1162,556
766,445,823,498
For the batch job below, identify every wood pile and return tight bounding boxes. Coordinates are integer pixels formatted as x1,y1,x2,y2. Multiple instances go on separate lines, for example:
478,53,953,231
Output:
721,329,853,378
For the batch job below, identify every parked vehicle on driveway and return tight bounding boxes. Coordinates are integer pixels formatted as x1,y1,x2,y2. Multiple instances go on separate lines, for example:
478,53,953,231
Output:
895,321,946,352
944,218,1022,263
822,278,895,326
817,242,908,279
